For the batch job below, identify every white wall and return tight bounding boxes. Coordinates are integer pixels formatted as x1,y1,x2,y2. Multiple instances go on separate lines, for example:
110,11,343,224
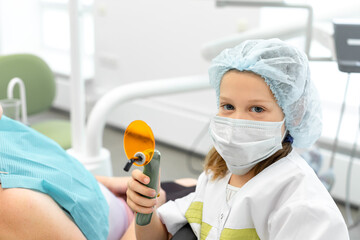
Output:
93,0,260,152
94,0,260,91
0,0,41,54
309,61,360,204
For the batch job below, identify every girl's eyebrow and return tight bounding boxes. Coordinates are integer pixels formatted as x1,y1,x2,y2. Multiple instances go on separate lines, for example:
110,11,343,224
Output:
219,96,232,101
248,99,274,104
219,96,274,104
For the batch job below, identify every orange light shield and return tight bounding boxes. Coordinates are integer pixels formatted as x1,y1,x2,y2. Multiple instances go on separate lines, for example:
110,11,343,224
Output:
124,120,155,166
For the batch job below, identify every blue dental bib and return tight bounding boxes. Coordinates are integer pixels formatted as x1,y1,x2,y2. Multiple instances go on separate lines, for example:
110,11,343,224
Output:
0,116,109,239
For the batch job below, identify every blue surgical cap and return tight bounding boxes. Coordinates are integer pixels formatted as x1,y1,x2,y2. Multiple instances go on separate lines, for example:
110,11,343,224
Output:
208,38,322,148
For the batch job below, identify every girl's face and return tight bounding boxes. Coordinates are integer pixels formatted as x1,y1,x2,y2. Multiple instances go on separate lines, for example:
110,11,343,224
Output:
218,70,285,133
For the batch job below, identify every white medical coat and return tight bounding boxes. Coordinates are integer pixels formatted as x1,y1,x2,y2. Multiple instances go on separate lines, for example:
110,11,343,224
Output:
157,150,349,240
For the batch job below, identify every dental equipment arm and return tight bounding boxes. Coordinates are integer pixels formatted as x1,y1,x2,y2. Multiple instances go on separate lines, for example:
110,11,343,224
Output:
201,23,311,61
204,1,360,62
202,0,313,60
82,76,210,175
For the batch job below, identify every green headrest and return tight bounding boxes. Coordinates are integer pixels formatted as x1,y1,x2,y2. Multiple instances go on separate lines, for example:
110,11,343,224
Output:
0,54,56,115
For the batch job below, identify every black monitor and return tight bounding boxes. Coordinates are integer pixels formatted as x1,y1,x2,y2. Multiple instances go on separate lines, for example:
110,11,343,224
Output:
333,19,360,73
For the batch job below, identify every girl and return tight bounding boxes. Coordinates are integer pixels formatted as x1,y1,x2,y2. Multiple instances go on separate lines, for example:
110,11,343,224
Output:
126,39,349,239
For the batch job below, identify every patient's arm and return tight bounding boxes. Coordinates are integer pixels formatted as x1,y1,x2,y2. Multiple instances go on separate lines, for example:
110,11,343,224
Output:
0,184,86,240
96,176,131,199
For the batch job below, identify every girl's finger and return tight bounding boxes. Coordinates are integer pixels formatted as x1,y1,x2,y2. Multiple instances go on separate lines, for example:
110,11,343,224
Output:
127,188,157,208
132,169,150,185
128,177,156,198
126,190,157,214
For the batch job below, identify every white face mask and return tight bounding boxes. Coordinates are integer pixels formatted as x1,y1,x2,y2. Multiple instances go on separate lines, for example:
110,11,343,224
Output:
209,116,285,175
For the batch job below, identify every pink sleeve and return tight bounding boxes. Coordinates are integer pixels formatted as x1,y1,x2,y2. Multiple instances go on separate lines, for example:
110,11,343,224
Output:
98,182,133,240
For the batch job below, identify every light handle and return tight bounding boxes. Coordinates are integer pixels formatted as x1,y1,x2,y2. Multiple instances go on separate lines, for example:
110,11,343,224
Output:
136,149,161,226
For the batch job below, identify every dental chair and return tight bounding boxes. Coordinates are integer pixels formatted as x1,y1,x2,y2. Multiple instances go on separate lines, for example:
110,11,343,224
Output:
171,224,197,240
0,53,72,149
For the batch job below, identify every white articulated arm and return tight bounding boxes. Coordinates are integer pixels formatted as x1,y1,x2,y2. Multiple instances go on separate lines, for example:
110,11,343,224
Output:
206,0,313,59
204,1,360,62
201,22,308,61
85,75,210,159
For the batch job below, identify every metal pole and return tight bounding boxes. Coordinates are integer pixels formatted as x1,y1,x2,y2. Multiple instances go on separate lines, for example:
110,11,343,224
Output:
69,0,86,155
215,0,313,57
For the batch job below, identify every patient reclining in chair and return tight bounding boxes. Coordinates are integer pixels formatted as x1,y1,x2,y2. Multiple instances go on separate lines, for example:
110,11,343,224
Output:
0,104,196,240
0,104,132,240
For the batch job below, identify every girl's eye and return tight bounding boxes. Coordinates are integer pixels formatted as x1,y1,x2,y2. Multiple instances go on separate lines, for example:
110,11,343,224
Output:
251,106,264,113
223,104,235,111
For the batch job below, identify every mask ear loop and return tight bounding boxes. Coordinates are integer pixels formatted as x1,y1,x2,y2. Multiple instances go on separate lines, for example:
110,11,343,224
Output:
281,119,293,144
282,131,294,144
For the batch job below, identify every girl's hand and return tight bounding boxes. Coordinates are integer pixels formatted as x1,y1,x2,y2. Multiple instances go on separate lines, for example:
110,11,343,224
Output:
126,169,159,214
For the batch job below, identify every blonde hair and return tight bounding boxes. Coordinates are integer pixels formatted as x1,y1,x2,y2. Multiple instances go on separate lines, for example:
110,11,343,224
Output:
204,142,293,180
